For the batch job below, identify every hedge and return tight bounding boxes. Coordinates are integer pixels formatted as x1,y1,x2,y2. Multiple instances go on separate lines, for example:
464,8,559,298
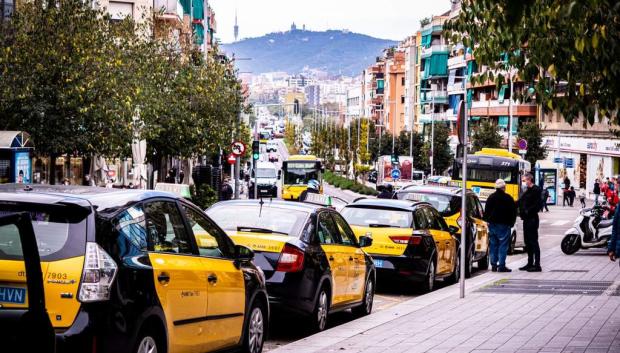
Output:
323,171,378,196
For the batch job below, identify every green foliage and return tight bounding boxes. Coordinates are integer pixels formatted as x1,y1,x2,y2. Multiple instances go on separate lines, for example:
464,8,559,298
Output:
447,0,620,127
190,184,218,210
518,121,548,165
422,123,453,175
323,171,378,196
472,120,503,152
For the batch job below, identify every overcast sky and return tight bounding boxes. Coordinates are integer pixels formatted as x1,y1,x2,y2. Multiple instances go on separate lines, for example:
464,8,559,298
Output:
209,0,453,43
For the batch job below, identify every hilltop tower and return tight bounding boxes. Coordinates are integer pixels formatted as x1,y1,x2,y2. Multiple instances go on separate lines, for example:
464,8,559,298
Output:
234,9,239,42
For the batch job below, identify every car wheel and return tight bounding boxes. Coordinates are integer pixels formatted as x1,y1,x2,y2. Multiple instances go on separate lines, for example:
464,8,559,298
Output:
310,286,330,332
352,277,374,317
421,261,435,293
242,301,266,353
134,327,164,353
508,231,517,255
464,246,474,278
447,250,461,284
478,250,489,271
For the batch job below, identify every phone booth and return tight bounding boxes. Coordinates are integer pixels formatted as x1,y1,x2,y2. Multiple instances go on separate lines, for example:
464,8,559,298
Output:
536,161,558,205
0,131,34,184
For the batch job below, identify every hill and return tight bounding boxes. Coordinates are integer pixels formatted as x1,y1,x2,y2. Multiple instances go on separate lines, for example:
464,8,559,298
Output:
222,29,397,76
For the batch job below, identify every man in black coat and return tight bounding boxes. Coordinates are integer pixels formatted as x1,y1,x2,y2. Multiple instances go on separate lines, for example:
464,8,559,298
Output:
518,172,543,272
484,179,518,272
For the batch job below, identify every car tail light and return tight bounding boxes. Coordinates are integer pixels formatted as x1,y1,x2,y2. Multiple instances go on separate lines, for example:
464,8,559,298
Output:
78,242,118,302
276,244,305,272
389,235,422,245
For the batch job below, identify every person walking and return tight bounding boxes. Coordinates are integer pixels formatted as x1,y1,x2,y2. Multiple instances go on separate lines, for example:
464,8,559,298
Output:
518,172,542,272
541,188,550,212
568,186,576,206
594,179,601,205
607,187,620,265
299,179,320,202
579,188,587,208
484,179,517,272
221,179,233,201
377,184,394,199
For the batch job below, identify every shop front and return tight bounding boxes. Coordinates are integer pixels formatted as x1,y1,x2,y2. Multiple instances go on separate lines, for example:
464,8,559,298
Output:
0,131,34,184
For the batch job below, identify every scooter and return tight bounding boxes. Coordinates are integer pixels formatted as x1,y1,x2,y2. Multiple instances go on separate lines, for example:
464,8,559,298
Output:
561,204,613,255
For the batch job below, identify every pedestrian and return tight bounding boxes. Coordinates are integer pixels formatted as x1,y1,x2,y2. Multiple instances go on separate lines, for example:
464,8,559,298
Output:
606,191,620,265
564,176,571,190
541,188,550,212
221,179,233,201
569,186,576,206
579,189,587,208
377,184,394,199
299,179,320,202
518,172,542,272
608,177,614,190
562,187,569,207
484,179,517,272
594,179,601,205
165,169,175,183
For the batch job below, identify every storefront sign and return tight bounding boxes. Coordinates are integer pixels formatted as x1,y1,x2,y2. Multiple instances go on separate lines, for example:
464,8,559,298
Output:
543,135,620,157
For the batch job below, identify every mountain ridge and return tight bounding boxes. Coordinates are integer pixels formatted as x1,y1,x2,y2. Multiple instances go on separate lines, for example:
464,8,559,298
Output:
222,29,398,76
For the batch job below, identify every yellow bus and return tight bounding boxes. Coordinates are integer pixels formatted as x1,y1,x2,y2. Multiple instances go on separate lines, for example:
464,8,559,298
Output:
282,155,324,200
452,148,531,202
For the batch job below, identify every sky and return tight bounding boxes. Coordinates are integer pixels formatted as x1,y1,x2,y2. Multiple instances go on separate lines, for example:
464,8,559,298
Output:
209,0,454,43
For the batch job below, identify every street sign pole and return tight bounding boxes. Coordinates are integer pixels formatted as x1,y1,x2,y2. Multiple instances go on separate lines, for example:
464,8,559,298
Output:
234,157,240,199
459,51,469,300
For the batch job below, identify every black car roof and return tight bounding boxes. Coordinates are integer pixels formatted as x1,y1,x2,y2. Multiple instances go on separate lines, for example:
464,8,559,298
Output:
345,198,427,211
209,199,329,213
0,184,179,212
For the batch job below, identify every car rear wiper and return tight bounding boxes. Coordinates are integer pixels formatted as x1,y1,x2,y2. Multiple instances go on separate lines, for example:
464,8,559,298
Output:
236,226,289,235
368,223,399,228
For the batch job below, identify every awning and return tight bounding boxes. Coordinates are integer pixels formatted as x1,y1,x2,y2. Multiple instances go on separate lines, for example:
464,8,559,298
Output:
0,131,34,149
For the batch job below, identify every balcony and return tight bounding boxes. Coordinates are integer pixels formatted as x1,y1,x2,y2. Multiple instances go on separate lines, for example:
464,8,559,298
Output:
469,99,537,117
422,45,450,58
421,90,448,104
418,112,454,123
447,82,465,94
448,56,466,68
155,0,184,23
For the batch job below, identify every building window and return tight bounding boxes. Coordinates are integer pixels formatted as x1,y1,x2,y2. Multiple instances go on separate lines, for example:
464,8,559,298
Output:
401,96,405,104
402,77,406,86
108,1,133,21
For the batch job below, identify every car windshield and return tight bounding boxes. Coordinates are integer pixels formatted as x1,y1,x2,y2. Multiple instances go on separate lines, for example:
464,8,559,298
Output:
0,204,88,260
207,205,309,236
341,207,413,228
397,192,460,217
257,168,277,178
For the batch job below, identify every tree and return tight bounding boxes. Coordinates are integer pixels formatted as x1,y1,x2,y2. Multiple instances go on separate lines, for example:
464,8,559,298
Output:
422,123,453,175
518,121,548,165
471,120,502,152
447,0,620,127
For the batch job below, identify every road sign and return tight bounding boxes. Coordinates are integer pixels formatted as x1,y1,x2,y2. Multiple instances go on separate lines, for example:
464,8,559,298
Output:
564,158,574,168
391,169,401,180
553,157,563,163
518,149,527,155
227,154,237,165
231,141,246,156
518,138,528,150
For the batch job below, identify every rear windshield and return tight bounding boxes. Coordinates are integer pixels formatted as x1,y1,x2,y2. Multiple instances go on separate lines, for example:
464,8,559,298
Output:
341,207,413,228
207,205,308,236
0,204,89,261
397,192,460,217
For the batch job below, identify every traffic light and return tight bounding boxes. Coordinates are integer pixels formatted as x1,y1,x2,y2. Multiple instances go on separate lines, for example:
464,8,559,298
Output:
391,153,399,165
252,140,260,160
293,99,300,115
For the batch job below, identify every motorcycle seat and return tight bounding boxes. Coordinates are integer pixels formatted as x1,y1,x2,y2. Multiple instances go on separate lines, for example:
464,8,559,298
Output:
598,219,614,228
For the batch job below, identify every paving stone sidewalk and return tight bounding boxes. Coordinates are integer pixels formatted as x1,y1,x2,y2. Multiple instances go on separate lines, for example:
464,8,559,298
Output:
271,246,620,353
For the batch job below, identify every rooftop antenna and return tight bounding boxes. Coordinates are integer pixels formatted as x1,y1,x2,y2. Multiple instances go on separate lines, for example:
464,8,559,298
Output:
234,8,239,42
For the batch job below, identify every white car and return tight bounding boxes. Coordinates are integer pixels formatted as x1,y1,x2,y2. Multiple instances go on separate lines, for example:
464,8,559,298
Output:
266,141,278,153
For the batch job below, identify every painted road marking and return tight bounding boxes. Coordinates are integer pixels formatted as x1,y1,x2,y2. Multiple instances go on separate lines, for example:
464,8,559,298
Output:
551,220,570,226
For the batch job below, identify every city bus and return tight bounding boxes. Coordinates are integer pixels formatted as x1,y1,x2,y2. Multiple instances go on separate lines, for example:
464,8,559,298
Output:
282,155,324,200
452,148,531,202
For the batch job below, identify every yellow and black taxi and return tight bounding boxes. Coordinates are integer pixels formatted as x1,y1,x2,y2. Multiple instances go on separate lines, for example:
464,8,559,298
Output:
207,199,375,332
341,199,460,292
0,184,269,353
395,185,490,277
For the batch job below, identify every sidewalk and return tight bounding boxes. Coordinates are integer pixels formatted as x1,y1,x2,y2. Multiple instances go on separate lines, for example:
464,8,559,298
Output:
271,245,620,353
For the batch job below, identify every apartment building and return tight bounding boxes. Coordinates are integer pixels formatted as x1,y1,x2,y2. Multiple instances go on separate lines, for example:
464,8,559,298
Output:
383,49,406,135
402,34,419,133
361,61,385,124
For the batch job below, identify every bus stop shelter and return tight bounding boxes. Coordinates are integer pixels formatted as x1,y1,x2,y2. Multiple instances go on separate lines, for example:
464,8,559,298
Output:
0,131,34,184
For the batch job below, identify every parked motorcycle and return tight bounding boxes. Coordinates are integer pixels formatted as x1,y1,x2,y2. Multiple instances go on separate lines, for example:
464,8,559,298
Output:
561,204,613,255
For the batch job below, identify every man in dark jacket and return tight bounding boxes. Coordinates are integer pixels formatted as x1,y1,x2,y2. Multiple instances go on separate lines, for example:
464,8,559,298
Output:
377,184,394,199
518,172,543,272
607,179,620,264
484,179,517,272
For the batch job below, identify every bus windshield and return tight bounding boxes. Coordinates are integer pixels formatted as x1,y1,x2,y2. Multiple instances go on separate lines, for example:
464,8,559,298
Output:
454,167,517,184
284,168,318,185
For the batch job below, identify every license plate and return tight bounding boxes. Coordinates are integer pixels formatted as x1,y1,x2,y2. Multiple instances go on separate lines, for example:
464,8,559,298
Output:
0,286,26,304
373,259,384,268
260,190,268,193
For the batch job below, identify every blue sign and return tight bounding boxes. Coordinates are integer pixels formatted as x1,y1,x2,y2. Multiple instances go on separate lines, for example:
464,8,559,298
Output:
553,157,563,163
564,158,574,168
391,169,401,180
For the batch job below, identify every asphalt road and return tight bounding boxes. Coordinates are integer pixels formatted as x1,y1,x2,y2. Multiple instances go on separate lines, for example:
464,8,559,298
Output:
261,138,583,351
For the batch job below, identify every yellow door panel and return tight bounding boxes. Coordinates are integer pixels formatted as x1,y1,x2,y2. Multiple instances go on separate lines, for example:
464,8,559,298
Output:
201,257,246,352
226,231,288,253
473,218,489,253
0,257,84,328
429,230,451,274
320,244,348,305
149,253,208,353
349,225,408,256
348,248,367,302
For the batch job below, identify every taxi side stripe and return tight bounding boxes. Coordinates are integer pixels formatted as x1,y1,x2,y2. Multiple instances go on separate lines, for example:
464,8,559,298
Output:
173,312,244,326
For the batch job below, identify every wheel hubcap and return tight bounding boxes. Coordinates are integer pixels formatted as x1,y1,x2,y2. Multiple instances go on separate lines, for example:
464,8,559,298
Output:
248,307,264,353
317,291,328,330
137,336,157,353
365,281,373,312
428,263,435,290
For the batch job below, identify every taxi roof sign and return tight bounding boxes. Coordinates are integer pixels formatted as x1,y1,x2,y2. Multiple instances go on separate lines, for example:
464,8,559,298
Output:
155,182,192,199
303,193,333,207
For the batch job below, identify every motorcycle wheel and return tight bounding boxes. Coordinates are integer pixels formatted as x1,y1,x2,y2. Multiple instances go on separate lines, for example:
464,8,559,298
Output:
561,234,581,255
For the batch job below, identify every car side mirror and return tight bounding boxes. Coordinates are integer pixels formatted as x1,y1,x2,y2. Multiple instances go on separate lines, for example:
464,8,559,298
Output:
448,225,459,235
359,235,373,248
234,244,254,261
